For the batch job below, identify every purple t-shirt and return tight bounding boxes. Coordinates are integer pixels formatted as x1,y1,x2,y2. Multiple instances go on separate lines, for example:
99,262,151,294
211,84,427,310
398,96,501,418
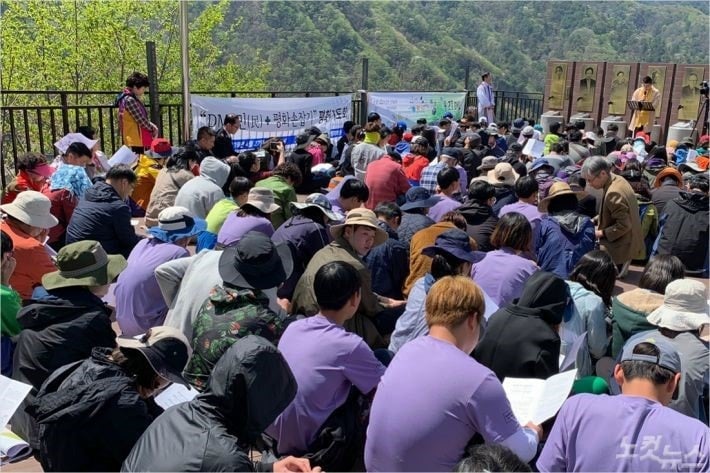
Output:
471,248,539,306
115,238,189,337
216,214,273,247
428,195,462,223
498,202,542,232
365,336,521,472
538,394,710,472
266,315,385,454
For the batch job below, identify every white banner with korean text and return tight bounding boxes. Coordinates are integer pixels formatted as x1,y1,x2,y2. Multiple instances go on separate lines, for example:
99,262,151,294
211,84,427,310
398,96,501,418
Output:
190,94,352,152
367,92,467,128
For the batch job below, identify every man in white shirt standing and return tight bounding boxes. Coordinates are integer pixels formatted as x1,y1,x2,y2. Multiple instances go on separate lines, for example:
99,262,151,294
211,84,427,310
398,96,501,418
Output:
477,72,495,123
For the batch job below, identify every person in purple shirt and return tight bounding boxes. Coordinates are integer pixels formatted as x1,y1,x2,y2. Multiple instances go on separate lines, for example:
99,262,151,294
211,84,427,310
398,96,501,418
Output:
538,333,710,472
471,212,538,306
366,276,541,472
498,175,542,236
266,261,386,471
428,167,463,222
115,206,205,337
216,187,277,247
325,176,369,221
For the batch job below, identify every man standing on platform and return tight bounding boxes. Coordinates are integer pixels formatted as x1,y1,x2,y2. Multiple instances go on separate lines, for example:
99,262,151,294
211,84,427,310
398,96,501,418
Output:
477,73,495,123
629,76,661,134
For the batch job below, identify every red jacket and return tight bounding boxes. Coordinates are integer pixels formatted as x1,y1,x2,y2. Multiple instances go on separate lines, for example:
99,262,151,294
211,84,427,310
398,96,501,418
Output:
365,157,410,210
402,154,429,183
0,220,56,299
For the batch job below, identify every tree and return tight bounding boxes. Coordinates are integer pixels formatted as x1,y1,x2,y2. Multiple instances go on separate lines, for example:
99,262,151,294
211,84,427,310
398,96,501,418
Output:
0,0,269,104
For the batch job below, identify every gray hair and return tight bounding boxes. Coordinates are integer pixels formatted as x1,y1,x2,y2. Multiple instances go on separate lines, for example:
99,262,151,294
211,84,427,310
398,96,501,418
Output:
581,155,610,178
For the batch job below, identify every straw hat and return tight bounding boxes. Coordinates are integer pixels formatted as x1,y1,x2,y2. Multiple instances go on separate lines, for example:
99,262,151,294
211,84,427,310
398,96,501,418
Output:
330,208,387,246
539,181,585,212
1,190,58,229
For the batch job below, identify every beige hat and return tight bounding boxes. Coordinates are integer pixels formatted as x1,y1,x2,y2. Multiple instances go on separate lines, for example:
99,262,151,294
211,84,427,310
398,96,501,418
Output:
487,162,519,186
1,190,58,229
647,279,709,339
330,208,387,246
241,187,280,214
539,181,586,212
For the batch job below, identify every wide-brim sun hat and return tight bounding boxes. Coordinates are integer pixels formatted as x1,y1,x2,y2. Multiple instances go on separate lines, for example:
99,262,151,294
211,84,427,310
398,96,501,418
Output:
487,162,519,186
147,206,206,242
1,190,59,229
218,231,293,290
421,228,484,264
290,193,340,222
647,279,709,336
42,240,127,290
330,208,388,246
116,326,192,387
539,181,586,212
242,187,280,214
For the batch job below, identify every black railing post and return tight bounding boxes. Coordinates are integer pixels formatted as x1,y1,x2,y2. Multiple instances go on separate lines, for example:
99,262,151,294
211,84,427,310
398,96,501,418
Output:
359,58,369,125
60,92,70,135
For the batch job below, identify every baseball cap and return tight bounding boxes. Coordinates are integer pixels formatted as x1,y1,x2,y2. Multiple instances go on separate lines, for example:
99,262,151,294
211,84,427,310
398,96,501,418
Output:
620,332,681,373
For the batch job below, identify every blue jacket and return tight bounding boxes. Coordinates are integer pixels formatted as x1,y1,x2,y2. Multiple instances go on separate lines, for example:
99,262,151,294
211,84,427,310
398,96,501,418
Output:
66,181,141,258
535,212,595,279
364,221,409,300
271,215,331,300
397,213,435,248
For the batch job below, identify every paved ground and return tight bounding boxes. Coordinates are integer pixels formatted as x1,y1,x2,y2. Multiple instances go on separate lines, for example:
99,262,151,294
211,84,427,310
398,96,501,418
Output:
3,229,707,471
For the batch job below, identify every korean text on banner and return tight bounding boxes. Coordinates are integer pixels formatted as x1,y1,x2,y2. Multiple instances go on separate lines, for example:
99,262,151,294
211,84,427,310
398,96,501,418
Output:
367,92,466,129
190,95,351,152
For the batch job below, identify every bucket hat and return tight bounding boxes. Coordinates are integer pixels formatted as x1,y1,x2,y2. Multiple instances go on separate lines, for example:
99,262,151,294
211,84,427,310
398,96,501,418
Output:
147,206,206,243
647,280,709,338
41,240,127,290
290,193,340,222
1,190,59,229
477,156,499,172
487,162,519,186
116,326,192,386
400,187,441,211
330,208,387,246
241,187,280,214
218,231,293,290
146,137,177,159
653,167,683,188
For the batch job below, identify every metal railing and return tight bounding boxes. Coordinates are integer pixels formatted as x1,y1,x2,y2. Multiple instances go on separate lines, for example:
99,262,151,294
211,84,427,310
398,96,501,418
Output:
0,89,540,186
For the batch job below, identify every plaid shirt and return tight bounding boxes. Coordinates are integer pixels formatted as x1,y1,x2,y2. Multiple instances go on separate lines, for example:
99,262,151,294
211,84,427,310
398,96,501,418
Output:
419,162,446,193
122,94,153,131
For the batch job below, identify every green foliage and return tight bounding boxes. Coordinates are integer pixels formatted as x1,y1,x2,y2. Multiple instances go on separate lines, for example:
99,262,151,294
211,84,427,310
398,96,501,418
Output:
224,0,708,92
0,0,269,105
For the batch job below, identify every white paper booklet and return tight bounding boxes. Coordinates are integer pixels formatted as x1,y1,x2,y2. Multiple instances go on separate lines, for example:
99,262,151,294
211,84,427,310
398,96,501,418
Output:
0,429,31,465
108,145,138,167
0,376,32,427
502,369,577,425
155,383,198,410
522,138,545,158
